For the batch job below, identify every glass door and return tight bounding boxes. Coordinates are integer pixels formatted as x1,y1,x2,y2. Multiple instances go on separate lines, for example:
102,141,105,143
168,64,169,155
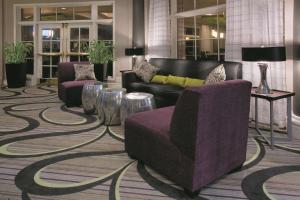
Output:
66,24,91,62
38,23,92,80
38,24,63,80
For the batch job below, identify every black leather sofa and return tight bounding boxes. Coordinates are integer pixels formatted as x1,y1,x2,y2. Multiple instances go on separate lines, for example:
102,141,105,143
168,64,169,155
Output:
121,58,242,108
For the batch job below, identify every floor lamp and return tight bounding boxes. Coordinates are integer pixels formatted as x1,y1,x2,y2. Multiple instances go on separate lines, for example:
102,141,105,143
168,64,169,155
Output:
242,46,286,94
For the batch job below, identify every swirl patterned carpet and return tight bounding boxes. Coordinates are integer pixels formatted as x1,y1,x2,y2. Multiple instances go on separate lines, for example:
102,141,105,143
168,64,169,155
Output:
0,85,300,200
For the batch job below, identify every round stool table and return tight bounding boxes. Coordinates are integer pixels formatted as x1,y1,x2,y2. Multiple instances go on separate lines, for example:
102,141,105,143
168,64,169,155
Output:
96,88,127,125
82,81,108,114
120,92,156,124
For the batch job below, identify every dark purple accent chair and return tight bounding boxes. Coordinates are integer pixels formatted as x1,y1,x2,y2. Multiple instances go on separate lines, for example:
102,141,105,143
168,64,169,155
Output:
58,62,96,107
125,80,252,195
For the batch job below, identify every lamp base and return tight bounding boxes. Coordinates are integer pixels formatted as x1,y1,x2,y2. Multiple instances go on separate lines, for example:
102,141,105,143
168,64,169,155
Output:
256,63,272,94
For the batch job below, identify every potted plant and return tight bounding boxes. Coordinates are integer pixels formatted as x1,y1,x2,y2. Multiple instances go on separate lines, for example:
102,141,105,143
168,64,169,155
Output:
4,42,32,88
88,40,114,81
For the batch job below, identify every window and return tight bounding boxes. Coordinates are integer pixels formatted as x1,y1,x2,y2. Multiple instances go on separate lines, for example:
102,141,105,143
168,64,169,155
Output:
21,7,34,21
176,0,226,61
40,6,91,21
98,5,113,19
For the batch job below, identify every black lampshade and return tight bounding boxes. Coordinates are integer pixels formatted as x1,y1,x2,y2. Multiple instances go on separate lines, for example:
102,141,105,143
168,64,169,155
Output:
125,48,144,56
242,46,286,62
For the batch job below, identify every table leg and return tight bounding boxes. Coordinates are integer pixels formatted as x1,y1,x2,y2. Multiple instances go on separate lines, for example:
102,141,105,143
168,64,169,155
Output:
255,97,258,129
287,97,292,141
270,101,274,149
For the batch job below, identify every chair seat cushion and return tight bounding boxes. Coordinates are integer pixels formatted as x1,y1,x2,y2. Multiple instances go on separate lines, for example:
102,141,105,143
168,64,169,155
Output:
61,80,96,89
125,106,194,189
60,80,96,106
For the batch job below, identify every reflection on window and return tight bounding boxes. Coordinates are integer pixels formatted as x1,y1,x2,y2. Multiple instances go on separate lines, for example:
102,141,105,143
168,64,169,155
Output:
75,6,91,20
21,7,34,21
21,26,34,74
40,7,57,21
57,7,73,21
98,24,113,41
98,5,113,19
177,0,226,61
40,6,91,21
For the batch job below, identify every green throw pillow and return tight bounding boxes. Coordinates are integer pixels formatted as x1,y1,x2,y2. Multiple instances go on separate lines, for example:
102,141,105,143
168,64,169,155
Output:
184,78,205,87
151,75,168,84
166,75,186,87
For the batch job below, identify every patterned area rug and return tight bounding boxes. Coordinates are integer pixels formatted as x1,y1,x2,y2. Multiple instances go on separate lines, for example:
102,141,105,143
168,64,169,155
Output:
0,86,300,200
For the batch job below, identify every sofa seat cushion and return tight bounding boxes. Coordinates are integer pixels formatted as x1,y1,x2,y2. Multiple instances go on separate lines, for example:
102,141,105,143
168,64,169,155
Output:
60,80,96,106
127,82,183,99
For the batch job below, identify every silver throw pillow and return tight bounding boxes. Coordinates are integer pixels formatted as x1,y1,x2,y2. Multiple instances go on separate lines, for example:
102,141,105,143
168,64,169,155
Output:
74,64,96,81
133,61,157,83
205,64,226,85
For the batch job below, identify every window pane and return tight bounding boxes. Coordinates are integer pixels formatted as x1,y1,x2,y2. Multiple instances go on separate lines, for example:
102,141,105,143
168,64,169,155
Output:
70,28,79,40
80,41,89,52
98,24,113,41
196,0,218,9
70,41,79,52
52,56,60,66
80,28,89,40
80,55,89,61
42,41,51,53
196,15,218,39
21,7,34,21
177,0,194,12
52,28,61,40
42,56,50,65
74,6,91,20
57,7,73,20
40,7,57,21
70,55,79,62
52,42,60,52
42,67,50,78
98,5,113,19
196,39,218,60
52,67,58,78
21,26,34,41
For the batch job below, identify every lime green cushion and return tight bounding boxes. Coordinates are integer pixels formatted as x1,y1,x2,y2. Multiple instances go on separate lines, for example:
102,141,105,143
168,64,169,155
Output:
166,75,186,87
184,78,205,87
151,75,168,84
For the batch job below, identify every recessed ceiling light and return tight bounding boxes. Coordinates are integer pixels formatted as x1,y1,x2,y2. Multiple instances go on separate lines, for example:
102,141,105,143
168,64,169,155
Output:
61,7,67,10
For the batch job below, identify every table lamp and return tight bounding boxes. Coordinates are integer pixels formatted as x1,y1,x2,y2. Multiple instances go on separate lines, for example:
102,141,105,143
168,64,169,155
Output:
242,46,286,94
125,47,144,67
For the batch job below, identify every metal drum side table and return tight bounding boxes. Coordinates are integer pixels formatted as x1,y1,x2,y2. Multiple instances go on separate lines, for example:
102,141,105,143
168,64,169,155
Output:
82,81,108,114
120,92,156,124
96,88,127,125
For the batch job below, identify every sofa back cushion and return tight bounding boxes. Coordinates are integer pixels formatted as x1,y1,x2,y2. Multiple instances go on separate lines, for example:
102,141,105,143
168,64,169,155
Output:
149,58,242,80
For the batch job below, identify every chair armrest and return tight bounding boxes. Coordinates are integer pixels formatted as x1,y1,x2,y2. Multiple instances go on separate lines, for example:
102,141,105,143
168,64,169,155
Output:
121,70,141,88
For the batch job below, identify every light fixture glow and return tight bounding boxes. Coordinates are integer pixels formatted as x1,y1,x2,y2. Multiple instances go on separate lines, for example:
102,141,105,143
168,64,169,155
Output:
211,29,217,38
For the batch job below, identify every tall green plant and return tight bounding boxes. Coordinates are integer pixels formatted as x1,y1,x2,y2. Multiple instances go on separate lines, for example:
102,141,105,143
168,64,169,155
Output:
4,42,32,64
88,40,114,64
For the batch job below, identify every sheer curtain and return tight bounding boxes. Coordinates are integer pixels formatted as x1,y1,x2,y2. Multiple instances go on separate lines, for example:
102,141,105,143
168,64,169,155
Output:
225,0,287,127
147,0,171,58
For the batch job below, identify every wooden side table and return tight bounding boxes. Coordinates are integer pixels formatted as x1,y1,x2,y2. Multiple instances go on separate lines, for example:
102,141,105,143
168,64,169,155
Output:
251,88,295,149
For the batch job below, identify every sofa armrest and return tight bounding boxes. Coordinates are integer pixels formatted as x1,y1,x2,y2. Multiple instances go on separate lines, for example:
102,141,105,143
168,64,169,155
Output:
121,70,141,88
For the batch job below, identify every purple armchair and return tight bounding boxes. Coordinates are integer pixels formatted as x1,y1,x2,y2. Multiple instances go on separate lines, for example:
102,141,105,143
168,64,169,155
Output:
58,62,96,107
125,80,252,195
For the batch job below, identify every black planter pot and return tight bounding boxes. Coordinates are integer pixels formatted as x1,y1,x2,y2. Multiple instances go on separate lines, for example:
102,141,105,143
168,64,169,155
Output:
93,63,106,82
5,63,27,88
